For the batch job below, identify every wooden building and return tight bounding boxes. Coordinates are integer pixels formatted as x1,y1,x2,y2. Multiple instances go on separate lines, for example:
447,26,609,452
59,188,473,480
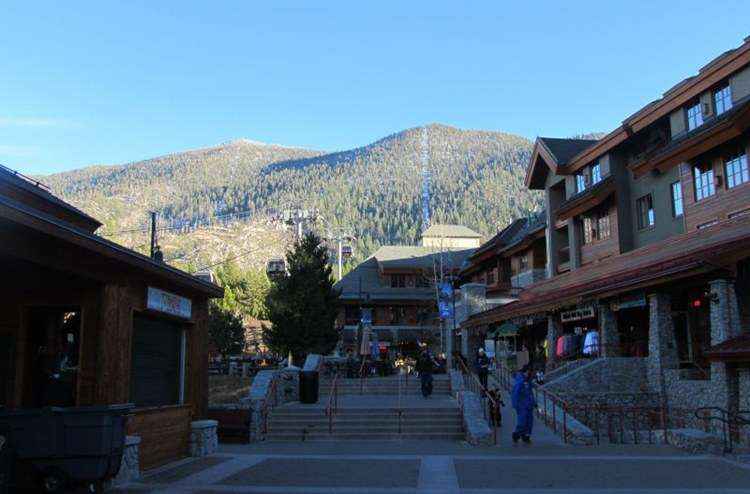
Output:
0,165,223,470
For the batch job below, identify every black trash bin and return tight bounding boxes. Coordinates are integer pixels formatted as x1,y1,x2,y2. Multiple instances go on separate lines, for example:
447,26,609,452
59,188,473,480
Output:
299,371,319,404
0,404,132,492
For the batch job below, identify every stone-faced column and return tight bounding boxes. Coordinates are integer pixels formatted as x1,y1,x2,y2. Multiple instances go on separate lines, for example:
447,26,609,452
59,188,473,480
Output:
709,279,742,345
546,314,562,369
598,303,619,357
709,279,742,418
648,293,678,391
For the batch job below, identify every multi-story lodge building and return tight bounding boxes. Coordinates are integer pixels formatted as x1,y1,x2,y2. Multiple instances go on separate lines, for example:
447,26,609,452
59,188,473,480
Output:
336,224,478,357
461,36,750,431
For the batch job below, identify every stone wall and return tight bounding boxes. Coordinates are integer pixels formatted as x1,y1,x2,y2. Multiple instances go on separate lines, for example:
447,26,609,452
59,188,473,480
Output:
246,368,300,442
544,358,649,396
459,390,493,446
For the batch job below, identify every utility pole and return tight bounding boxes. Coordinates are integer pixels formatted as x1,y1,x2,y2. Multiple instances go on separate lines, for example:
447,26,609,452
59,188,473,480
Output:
337,237,343,281
149,211,157,258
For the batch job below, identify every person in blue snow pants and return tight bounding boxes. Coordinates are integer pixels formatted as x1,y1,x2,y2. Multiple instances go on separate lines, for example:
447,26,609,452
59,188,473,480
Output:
511,364,537,444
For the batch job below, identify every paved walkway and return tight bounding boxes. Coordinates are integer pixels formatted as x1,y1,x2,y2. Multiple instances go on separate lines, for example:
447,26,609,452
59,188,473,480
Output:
113,443,750,493
111,388,750,492
276,395,459,410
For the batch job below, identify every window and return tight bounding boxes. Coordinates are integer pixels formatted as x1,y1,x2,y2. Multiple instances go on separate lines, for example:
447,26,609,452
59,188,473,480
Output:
582,216,594,244
671,181,684,217
714,85,733,115
725,152,749,189
519,254,529,272
693,164,715,200
637,194,655,230
345,305,360,324
486,268,496,285
575,173,587,193
686,102,704,131
591,162,602,185
391,306,406,324
583,208,610,243
391,274,406,288
597,209,611,240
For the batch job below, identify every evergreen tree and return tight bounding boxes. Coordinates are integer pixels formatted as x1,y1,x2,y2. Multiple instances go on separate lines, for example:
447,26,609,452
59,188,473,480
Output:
208,303,246,359
264,233,341,363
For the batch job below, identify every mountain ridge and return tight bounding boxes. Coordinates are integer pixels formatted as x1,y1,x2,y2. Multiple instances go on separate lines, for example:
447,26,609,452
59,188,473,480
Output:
41,123,543,270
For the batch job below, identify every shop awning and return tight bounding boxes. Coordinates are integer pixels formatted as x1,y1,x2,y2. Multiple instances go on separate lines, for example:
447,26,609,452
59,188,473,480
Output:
488,322,519,338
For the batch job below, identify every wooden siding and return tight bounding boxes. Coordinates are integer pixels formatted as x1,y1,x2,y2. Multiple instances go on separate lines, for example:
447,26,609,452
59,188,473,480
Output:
128,405,191,470
681,138,750,231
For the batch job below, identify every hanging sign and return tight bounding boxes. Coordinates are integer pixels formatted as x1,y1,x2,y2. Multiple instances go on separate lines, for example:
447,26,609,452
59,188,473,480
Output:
560,306,595,323
147,287,192,319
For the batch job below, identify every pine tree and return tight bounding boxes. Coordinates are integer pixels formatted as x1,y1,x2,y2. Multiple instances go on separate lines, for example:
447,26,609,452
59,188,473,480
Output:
264,233,341,363
208,303,246,360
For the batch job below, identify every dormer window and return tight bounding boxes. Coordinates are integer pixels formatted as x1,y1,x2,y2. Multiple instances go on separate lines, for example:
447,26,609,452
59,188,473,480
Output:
686,102,704,131
591,162,602,185
714,85,733,116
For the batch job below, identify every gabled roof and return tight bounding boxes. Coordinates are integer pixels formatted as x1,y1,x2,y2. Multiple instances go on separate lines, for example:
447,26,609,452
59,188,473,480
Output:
334,245,475,302
525,137,598,189
422,224,482,239
539,138,598,164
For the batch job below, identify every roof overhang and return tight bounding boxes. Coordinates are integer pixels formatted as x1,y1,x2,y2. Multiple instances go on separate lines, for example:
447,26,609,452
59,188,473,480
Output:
525,139,560,189
630,101,750,179
462,215,750,328
556,176,616,221
0,195,223,298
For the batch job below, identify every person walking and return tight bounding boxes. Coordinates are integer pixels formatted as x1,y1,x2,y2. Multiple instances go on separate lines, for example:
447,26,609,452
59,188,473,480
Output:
511,364,537,444
475,348,490,391
416,344,436,398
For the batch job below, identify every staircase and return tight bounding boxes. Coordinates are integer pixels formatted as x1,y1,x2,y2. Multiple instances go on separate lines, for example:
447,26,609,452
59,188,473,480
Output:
265,374,463,441
318,375,452,396
266,404,463,441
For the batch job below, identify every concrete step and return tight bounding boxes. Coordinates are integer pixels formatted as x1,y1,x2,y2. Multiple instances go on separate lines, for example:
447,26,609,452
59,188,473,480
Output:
268,424,463,433
265,432,465,441
269,418,462,428
271,409,460,418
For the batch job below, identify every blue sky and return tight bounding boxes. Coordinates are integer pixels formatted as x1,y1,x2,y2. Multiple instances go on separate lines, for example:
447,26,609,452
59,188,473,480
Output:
1,1,748,175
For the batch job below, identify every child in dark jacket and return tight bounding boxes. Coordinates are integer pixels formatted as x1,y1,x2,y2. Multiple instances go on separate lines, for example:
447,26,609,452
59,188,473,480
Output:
487,388,506,428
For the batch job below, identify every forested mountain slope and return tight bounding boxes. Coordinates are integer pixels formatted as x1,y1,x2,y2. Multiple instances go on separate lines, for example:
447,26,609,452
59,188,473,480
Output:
42,124,542,270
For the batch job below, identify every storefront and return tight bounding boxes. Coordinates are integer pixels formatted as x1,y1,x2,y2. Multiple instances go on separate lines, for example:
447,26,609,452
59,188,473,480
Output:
556,304,599,360
611,292,649,357
0,168,222,470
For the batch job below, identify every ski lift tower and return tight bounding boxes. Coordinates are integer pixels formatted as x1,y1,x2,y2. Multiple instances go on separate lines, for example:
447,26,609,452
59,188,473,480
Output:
420,126,432,234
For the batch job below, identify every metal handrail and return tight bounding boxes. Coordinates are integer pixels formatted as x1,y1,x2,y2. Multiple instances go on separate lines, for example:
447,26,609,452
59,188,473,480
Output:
457,358,499,445
397,370,403,435
695,407,750,453
325,372,341,434
261,377,279,435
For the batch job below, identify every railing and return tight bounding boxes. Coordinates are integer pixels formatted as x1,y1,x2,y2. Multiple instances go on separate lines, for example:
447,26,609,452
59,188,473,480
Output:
397,370,404,434
325,372,341,434
695,407,750,453
457,358,499,445
261,376,279,435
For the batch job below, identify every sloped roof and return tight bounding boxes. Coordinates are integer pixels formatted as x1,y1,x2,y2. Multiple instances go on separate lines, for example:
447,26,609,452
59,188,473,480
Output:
538,138,597,164
335,245,475,301
422,224,482,239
